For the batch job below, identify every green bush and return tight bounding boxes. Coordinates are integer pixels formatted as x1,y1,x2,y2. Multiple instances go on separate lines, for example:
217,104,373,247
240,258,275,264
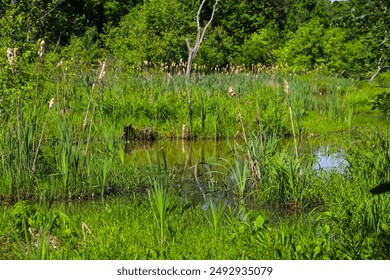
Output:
233,26,279,66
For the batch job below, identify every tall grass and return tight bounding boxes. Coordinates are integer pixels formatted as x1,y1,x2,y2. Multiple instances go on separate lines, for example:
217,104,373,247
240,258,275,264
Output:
58,117,85,199
148,179,170,250
204,197,226,238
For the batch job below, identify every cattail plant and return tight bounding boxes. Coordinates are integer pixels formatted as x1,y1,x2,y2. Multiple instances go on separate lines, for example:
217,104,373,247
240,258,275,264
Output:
228,86,235,97
284,80,299,159
82,60,105,177
98,59,107,87
38,39,45,64
6,48,14,68
6,47,18,72
48,98,54,109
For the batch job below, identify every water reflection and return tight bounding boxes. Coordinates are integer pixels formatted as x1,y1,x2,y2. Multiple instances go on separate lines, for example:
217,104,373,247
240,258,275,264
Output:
124,139,235,180
123,138,349,208
124,138,349,178
314,145,348,173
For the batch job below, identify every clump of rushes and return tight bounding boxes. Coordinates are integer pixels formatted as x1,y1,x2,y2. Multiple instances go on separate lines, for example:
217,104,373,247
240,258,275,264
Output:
211,156,249,200
148,179,169,252
238,110,261,181
204,197,225,239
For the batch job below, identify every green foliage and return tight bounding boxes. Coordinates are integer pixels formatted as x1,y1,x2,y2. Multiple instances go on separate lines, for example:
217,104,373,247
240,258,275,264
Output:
371,91,390,117
285,0,332,32
194,26,232,68
60,27,105,65
233,27,279,66
322,27,349,73
276,19,325,69
105,0,196,68
216,0,287,47
1,0,389,77
8,201,78,259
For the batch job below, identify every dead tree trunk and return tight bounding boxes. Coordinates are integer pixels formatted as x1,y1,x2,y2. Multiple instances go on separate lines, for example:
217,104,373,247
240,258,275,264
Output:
185,0,219,138
370,53,388,82
185,0,219,79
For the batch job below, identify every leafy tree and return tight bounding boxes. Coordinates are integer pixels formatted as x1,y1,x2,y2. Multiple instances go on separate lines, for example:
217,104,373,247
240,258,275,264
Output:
194,25,233,68
284,0,332,32
106,0,198,69
232,26,280,66
333,0,390,79
276,19,325,69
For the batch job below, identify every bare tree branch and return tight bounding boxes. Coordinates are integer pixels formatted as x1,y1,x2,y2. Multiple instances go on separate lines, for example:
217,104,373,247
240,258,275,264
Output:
370,52,388,82
186,0,219,78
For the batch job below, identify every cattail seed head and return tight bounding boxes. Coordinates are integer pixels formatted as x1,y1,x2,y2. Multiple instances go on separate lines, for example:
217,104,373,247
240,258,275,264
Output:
38,39,45,63
82,114,88,131
228,86,235,97
283,80,289,96
6,48,14,67
49,98,55,109
7,47,19,72
98,60,107,85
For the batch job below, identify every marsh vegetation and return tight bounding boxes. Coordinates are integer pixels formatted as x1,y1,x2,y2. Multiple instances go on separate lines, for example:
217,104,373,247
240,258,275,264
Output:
1,62,389,260
1,0,390,260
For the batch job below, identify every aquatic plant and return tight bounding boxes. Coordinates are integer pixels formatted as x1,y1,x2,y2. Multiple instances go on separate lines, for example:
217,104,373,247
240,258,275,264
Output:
148,179,170,250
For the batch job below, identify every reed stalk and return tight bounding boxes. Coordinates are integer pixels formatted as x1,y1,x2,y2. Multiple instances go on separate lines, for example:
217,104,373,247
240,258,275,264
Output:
16,98,23,184
238,110,261,180
284,80,299,159
31,98,55,179
82,101,95,178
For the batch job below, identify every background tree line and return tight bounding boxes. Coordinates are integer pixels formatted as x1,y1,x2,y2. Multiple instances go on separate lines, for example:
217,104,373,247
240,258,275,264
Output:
0,0,389,78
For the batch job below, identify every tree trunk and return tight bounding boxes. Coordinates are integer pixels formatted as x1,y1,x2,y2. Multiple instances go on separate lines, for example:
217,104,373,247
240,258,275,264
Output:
370,53,387,82
185,0,219,80
184,0,219,138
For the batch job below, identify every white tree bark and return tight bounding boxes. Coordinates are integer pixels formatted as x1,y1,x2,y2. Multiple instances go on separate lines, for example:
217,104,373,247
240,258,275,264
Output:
184,0,219,138
185,0,219,78
370,53,388,82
